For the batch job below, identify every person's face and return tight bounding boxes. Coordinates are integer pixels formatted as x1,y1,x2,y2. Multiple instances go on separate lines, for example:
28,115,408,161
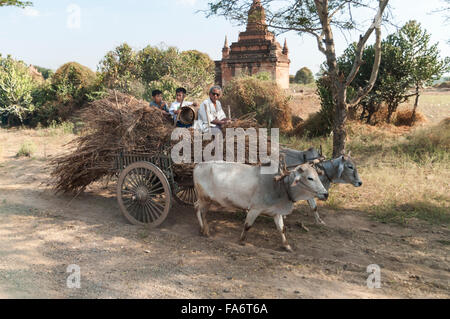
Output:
153,94,162,104
176,92,185,102
210,89,221,103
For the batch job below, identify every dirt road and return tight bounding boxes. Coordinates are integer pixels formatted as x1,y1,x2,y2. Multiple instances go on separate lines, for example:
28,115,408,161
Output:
0,128,449,299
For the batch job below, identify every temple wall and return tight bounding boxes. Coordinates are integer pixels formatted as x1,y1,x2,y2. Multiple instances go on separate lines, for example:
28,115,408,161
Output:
275,63,290,89
219,61,290,89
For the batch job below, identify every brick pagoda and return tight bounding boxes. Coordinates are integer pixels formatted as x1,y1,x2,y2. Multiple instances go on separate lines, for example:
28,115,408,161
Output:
215,0,290,89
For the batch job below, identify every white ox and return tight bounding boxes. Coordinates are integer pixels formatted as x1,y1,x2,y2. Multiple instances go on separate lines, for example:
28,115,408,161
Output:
194,162,328,252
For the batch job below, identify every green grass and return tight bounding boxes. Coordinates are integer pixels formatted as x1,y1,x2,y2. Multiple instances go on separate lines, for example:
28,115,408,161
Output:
37,121,75,137
371,200,450,225
16,141,36,158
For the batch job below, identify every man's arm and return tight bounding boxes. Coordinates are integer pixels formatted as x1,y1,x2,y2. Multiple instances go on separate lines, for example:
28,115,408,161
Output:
198,101,212,129
212,102,229,125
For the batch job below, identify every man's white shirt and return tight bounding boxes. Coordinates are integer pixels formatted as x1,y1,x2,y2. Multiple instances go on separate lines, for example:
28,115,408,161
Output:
196,98,226,132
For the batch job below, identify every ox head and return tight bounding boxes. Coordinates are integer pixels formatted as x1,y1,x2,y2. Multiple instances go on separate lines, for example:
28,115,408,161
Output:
288,163,329,201
335,151,363,187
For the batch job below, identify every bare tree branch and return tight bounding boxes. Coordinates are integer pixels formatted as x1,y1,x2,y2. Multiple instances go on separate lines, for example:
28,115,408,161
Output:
345,0,388,88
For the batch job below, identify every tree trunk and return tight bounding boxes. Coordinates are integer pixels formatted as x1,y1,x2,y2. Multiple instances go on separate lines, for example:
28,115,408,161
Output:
386,104,394,124
333,83,348,157
314,0,347,157
411,85,420,124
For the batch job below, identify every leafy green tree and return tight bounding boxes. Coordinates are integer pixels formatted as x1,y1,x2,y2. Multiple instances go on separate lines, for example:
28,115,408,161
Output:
172,50,215,97
98,43,140,95
100,43,215,100
138,45,179,84
295,67,314,84
0,0,32,7
392,21,450,121
0,55,35,124
337,40,412,124
338,21,450,124
206,0,390,156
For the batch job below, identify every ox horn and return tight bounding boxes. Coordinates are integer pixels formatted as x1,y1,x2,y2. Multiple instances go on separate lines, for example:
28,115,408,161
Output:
275,154,290,182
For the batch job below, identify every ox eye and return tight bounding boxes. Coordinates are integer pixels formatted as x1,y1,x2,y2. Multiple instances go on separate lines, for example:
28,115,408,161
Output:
308,177,314,181
349,166,354,170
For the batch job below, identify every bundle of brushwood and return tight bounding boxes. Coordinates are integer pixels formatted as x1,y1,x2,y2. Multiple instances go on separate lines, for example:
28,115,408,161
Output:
171,113,273,179
49,92,274,194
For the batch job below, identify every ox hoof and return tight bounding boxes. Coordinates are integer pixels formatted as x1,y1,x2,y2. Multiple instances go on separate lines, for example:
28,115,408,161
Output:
200,229,210,238
315,218,326,226
284,245,294,253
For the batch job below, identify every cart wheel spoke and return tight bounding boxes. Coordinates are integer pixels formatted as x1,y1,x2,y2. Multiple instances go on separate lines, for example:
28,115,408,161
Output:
174,184,197,207
117,162,172,228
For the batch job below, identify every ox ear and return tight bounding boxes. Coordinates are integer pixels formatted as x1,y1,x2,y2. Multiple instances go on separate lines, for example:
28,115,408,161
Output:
316,168,325,176
295,165,304,173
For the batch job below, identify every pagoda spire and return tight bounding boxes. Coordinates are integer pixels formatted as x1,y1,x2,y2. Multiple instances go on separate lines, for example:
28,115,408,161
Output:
223,35,229,48
222,35,230,58
282,39,289,55
246,0,267,32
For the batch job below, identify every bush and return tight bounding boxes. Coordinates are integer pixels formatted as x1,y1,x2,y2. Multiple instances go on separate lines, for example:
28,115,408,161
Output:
294,67,314,84
221,76,293,132
16,141,36,157
0,55,36,125
30,62,102,126
52,62,97,104
394,109,426,127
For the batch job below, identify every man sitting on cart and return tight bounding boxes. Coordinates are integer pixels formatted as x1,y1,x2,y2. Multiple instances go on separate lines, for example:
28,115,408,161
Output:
169,87,197,128
195,86,230,133
150,90,169,114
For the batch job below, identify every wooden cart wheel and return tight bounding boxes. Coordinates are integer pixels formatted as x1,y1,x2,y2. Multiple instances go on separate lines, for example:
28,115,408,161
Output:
117,162,172,228
174,185,197,207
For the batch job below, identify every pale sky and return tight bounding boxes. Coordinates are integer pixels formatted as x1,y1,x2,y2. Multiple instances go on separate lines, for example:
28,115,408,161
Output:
1,0,449,75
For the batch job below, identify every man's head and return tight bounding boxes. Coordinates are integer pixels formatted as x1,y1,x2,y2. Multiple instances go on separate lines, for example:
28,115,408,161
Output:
176,88,187,103
152,90,163,104
209,86,222,104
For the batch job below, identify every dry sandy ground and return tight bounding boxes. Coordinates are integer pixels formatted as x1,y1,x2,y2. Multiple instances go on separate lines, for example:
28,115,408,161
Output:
0,127,449,299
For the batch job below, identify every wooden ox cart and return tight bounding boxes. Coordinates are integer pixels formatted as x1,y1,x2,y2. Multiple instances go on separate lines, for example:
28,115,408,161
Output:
114,150,197,228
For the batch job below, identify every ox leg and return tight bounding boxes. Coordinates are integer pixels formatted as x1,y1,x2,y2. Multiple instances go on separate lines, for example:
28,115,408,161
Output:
239,210,260,246
274,214,293,252
308,199,325,225
196,202,211,237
